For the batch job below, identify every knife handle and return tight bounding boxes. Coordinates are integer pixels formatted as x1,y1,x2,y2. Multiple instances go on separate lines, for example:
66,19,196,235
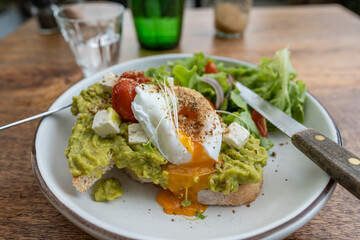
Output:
292,128,360,199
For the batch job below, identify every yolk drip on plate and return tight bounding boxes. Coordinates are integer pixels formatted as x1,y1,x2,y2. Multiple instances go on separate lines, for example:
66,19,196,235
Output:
156,131,216,216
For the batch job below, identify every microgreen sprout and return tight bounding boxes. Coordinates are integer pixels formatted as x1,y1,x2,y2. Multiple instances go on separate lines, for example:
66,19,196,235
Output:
183,210,206,221
181,187,191,207
181,199,191,207
195,211,206,220
142,137,154,152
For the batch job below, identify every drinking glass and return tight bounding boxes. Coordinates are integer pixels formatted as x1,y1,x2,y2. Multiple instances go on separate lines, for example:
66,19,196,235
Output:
129,0,185,50
214,0,252,39
54,2,124,76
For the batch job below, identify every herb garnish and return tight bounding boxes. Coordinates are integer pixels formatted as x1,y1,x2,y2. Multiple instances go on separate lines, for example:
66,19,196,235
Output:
183,210,206,221
195,210,206,220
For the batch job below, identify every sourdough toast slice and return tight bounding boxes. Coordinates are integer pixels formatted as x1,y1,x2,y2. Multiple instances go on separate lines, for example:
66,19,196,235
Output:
72,160,115,193
197,181,262,206
124,168,263,206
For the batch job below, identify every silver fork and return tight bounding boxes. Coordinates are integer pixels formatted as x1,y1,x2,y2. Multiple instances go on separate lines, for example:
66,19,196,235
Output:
0,104,71,131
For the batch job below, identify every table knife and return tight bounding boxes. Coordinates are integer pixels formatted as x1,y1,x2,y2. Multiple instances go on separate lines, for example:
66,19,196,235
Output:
235,82,360,199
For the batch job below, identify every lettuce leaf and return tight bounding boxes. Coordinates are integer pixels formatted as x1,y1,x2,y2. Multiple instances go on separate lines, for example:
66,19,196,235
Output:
169,52,209,75
229,89,249,112
172,65,198,88
289,80,306,122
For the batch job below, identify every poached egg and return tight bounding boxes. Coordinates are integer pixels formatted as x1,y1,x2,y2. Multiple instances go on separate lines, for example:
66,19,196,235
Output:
131,84,222,165
131,83,222,216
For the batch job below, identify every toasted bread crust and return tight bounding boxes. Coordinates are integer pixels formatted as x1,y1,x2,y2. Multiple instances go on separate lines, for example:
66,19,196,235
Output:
197,180,262,206
72,160,115,193
124,168,263,206
124,168,155,184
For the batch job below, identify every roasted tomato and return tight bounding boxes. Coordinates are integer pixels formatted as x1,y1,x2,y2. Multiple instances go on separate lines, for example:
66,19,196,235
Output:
112,71,152,122
120,70,152,84
112,78,139,122
251,110,268,138
205,61,218,74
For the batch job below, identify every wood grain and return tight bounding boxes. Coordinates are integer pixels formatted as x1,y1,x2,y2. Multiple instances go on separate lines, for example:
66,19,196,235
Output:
0,4,359,239
292,128,360,199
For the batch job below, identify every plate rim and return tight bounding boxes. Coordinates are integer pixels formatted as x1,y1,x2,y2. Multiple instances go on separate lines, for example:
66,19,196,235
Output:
31,53,339,240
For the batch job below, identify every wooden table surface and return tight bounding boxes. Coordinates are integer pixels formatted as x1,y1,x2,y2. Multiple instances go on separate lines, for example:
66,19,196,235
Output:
0,4,359,239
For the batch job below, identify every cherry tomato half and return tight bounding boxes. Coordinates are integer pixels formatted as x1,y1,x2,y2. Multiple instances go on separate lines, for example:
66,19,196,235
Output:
251,110,268,138
112,71,152,122
112,78,139,122
205,61,218,74
120,70,152,84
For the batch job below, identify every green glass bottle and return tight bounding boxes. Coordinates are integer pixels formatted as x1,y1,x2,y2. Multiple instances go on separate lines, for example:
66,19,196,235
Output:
129,0,185,50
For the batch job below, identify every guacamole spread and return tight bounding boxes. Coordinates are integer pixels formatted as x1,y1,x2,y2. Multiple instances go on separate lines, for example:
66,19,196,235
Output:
65,83,267,197
65,83,168,186
210,136,267,194
92,177,123,202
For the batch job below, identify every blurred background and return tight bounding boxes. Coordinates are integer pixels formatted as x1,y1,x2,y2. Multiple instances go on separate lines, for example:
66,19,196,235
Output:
0,0,359,39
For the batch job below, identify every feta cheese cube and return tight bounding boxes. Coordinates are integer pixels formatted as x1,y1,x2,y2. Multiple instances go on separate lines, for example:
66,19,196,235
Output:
100,72,119,93
92,108,121,137
223,122,250,149
128,123,149,144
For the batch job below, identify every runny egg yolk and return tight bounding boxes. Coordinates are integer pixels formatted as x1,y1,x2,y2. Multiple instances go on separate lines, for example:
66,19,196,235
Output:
156,131,217,216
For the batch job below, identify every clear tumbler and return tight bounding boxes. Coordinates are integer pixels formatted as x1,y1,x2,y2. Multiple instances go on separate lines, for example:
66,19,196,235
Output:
54,2,124,76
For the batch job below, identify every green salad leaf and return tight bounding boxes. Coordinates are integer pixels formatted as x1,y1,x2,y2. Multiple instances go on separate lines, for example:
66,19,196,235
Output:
172,65,198,88
169,52,224,76
144,65,170,84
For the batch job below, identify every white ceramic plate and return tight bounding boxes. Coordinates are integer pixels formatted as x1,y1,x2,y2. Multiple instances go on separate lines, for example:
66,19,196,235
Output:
31,54,338,240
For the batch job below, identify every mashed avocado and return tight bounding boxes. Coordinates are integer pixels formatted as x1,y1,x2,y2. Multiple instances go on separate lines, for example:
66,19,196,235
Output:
93,177,122,202
65,83,267,196
209,136,267,194
65,83,168,187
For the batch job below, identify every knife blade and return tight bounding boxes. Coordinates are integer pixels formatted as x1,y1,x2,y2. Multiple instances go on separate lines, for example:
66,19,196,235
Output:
235,82,360,199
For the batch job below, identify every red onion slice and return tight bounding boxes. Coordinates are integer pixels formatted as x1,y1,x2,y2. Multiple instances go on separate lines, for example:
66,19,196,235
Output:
226,74,235,99
227,74,235,85
201,77,224,109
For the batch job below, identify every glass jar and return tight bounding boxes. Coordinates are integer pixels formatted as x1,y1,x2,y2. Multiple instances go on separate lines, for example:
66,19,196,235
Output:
214,0,253,39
